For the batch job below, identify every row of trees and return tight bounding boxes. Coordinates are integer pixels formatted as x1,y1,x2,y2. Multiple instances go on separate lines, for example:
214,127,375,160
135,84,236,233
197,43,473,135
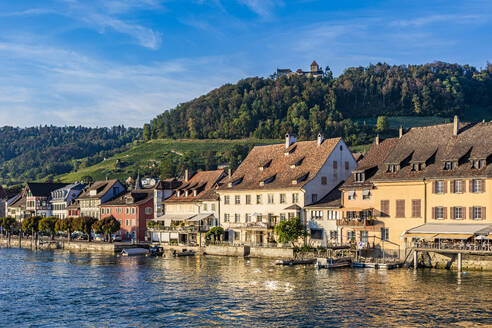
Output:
0,216,121,243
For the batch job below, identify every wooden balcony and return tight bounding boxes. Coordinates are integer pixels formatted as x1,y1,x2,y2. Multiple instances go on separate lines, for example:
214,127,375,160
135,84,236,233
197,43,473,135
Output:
337,218,375,227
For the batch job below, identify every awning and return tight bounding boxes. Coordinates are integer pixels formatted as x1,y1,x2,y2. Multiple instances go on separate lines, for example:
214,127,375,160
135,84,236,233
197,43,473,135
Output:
404,233,438,239
188,213,214,222
434,234,473,240
406,223,492,235
484,235,492,240
154,214,195,222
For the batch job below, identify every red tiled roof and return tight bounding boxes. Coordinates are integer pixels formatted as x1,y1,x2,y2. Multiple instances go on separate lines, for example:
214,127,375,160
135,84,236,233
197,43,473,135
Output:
102,190,153,206
78,179,124,199
165,170,225,202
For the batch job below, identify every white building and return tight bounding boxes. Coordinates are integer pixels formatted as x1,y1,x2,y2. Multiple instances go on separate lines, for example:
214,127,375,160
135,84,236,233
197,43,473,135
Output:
217,134,357,246
50,183,86,219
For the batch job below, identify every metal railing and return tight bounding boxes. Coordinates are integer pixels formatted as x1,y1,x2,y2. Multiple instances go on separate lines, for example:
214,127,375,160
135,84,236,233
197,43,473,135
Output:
409,241,492,252
336,218,375,226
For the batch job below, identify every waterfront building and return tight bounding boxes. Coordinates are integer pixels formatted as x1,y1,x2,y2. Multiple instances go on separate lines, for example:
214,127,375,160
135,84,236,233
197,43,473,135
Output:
6,193,26,220
218,134,356,246
341,117,492,256
50,183,86,219
153,178,182,219
77,179,126,219
24,182,69,217
99,189,154,241
150,169,224,246
305,184,343,247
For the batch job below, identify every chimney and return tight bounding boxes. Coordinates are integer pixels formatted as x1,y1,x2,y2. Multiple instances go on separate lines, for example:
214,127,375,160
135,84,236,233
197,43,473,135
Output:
184,169,190,182
317,133,324,146
453,115,459,136
399,126,403,138
375,134,380,145
285,133,296,148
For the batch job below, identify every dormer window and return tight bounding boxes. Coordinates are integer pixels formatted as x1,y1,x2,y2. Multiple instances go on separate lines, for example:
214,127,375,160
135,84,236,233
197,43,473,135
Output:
176,190,181,197
193,190,197,197
260,174,276,186
289,157,304,169
259,160,272,171
291,172,308,185
387,164,398,173
411,163,424,171
443,161,454,170
354,172,365,182
284,145,296,156
472,159,484,169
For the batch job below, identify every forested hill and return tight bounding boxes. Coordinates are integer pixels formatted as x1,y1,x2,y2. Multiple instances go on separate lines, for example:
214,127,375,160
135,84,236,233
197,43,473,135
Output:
147,62,492,141
0,126,141,185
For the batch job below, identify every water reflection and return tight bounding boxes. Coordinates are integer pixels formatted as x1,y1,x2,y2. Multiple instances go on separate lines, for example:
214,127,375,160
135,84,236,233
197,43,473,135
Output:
0,248,491,327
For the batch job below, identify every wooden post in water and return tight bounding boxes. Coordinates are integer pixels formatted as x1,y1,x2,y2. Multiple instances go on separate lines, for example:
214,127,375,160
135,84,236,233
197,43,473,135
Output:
413,250,418,269
457,253,462,272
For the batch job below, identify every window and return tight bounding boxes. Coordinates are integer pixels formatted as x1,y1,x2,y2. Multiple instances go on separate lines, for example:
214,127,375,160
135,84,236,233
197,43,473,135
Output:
280,213,286,221
321,176,327,185
435,181,444,194
453,207,463,220
362,190,370,200
211,204,216,211
233,230,240,241
472,159,484,169
387,164,397,173
347,211,357,219
145,207,152,215
224,196,230,205
292,193,298,203
345,161,349,170
360,231,368,243
132,219,136,226
224,214,230,223
472,207,483,220
131,208,136,214
310,229,323,240
280,194,286,204
411,199,421,218
347,231,356,241
257,214,263,222
246,214,251,223
333,161,338,169
355,173,365,182
288,213,294,219
444,161,453,170
411,163,422,171
453,180,463,193
246,195,251,205
435,207,444,220
381,228,389,241
268,194,274,204
235,195,241,205
126,208,129,214
125,219,130,226
348,191,356,200
330,230,338,240
234,214,240,223
311,211,322,220
471,180,483,193
312,194,318,203
396,200,405,218
256,195,262,204
380,200,389,217
203,204,208,211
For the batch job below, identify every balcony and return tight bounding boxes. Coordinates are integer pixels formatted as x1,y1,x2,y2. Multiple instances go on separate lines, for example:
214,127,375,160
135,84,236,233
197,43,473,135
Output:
150,225,211,233
228,222,273,230
337,218,375,227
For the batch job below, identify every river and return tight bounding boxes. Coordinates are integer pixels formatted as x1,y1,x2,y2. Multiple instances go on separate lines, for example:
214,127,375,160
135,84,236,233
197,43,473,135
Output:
0,248,491,327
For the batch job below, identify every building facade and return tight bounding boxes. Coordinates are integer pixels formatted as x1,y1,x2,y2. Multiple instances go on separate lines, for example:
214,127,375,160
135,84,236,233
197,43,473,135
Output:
153,178,182,219
218,134,356,246
24,182,69,217
50,183,86,219
77,180,126,219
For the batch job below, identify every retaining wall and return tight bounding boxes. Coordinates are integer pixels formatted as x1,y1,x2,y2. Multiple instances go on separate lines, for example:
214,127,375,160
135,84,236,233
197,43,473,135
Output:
249,246,293,259
204,245,250,257
418,251,492,271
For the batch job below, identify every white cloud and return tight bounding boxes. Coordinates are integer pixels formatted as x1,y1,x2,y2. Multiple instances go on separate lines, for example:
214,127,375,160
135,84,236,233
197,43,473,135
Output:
238,0,282,18
391,14,486,27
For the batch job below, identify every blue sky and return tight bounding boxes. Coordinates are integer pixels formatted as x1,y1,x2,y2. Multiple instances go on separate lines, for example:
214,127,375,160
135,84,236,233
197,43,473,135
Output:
0,0,490,127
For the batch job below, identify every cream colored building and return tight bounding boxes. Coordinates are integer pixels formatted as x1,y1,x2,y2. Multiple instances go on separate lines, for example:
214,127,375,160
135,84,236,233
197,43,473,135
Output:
218,134,357,246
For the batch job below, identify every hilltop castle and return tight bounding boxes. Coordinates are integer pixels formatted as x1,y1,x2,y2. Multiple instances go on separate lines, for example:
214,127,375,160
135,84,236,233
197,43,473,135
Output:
276,60,324,78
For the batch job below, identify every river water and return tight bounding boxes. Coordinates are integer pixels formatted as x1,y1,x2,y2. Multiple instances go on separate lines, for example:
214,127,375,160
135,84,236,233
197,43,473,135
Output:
0,248,491,327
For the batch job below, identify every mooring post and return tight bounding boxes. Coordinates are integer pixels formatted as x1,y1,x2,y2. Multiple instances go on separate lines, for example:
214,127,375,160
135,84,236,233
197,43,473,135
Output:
413,250,418,269
457,252,462,272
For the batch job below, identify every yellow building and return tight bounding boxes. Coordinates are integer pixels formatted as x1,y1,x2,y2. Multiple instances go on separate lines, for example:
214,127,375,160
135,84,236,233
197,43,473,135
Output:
341,117,492,257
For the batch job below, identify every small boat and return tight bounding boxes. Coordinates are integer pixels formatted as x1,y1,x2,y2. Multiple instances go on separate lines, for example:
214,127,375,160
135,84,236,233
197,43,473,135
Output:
121,248,149,256
317,257,351,269
275,258,316,266
351,262,366,268
148,246,164,256
173,249,195,257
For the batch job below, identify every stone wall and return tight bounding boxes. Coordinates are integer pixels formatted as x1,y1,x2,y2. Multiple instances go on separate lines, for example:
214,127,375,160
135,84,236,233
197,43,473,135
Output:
249,246,293,259
0,238,116,252
204,245,250,257
418,251,492,271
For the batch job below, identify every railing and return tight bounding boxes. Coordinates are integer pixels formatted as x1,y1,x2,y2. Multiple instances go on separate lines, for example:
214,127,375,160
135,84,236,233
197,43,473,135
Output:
227,222,273,229
150,225,211,233
409,241,492,252
336,218,375,226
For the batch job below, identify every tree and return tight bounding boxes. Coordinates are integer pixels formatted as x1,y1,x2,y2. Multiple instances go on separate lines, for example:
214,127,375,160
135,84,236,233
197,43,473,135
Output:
142,124,151,141
81,175,94,184
39,217,58,240
93,216,120,242
147,221,158,229
375,116,388,133
0,217,16,238
22,216,41,235
55,217,75,241
205,226,225,242
274,217,307,246
73,217,97,242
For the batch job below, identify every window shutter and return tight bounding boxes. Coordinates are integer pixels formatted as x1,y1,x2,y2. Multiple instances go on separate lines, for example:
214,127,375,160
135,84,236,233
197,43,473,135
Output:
450,207,454,220
443,181,447,193
483,207,486,220
462,207,466,219
450,181,455,193
469,180,473,192
432,207,436,219
444,207,448,220
432,181,436,194
482,180,486,192
469,207,473,220
463,180,466,193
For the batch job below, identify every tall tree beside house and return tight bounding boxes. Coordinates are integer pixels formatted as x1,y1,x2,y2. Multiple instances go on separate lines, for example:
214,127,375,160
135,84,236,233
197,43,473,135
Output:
39,217,58,240
274,217,307,247
22,216,41,235
0,217,16,242
55,217,75,241
205,226,225,242
73,217,97,242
